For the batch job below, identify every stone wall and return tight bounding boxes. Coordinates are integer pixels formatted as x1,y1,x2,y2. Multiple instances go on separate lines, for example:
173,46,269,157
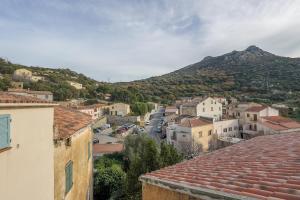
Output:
106,115,140,126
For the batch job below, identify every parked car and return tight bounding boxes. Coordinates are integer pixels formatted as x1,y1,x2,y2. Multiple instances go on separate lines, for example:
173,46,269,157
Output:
145,121,150,125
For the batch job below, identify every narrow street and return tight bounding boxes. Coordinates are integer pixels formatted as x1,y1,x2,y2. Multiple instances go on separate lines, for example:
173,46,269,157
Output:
145,107,164,143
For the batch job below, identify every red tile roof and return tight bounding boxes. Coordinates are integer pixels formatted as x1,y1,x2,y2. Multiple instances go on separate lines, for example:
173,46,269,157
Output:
54,106,93,140
141,132,300,200
246,106,267,112
261,116,300,131
0,92,51,104
93,143,124,154
179,118,212,128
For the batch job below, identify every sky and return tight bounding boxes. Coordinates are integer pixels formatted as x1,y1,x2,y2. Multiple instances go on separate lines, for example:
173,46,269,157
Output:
1,0,300,82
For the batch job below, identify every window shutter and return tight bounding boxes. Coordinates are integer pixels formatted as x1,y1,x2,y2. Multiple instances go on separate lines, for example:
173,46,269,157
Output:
65,161,73,194
0,114,10,149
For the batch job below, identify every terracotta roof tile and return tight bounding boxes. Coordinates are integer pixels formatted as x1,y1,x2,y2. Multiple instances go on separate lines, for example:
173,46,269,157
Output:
93,143,124,154
261,116,300,131
179,118,212,128
54,106,93,139
141,132,300,199
0,92,51,104
246,106,267,112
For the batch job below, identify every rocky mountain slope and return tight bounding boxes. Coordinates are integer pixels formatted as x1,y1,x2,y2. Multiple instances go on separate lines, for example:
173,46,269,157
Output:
118,46,300,104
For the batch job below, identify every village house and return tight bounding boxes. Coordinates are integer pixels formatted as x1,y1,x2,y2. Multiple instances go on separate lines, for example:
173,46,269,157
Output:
53,106,93,200
75,104,106,119
67,81,83,90
242,106,279,139
108,103,130,116
227,102,261,121
165,106,179,116
166,118,214,154
213,97,228,114
180,97,222,120
12,68,33,81
7,88,53,101
0,93,93,200
140,132,300,200
0,93,56,200
213,118,240,138
258,116,300,135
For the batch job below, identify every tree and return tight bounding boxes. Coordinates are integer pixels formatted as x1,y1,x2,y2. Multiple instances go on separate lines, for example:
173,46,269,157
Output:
160,142,183,168
94,156,126,200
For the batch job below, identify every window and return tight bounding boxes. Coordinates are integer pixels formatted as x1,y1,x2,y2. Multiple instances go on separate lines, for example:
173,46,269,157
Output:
219,107,221,111
229,127,232,131
211,107,213,111
198,131,202,137
223,128,227,132
203,103,205,106
203,108,205,112
65,161,73,194
88,142,91,160
208,130,212,136
182,134,186,137
0,114,11,149
234,126,238,130
211,100,213,104
247,113,250,118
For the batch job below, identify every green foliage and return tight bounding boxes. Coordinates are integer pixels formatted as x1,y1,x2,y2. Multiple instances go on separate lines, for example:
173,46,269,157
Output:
123,134,182,199
160,142,183,168
93,136,183,200
0,58,101,101
94,155,126,200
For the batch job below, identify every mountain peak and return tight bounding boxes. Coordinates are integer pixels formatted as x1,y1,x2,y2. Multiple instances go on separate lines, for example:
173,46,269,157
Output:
245,45,262,52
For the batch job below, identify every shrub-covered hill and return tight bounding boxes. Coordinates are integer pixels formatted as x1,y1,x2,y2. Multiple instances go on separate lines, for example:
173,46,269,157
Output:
0,58,110,101
115,46,300,105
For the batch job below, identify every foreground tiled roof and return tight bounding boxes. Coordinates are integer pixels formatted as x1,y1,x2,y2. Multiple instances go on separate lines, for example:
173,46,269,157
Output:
261,116,300,131
54,106,93,139
0,92,51,104
179,118,212,128
93,143,124,154
141,132,300,200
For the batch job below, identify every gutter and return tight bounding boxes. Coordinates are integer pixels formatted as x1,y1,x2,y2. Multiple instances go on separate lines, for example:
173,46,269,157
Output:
139,176,257,200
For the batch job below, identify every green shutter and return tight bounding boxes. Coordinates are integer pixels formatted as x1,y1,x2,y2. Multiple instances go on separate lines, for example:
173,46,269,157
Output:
65,161,73,194
0,114,10,149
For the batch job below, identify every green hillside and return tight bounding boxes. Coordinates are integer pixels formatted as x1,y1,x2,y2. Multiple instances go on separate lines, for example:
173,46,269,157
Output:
115,46,300,106
0,58,107,101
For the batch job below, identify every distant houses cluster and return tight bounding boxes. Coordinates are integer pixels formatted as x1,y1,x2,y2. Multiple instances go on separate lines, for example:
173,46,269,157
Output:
163,96,300,156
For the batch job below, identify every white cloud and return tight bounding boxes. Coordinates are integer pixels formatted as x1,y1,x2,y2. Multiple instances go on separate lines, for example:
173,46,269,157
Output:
0,0,300,82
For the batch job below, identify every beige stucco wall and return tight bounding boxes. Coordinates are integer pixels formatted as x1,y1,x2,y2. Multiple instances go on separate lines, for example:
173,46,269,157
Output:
0,107,55,200
54,127,93,200
175,124,214,152
191,124,214,151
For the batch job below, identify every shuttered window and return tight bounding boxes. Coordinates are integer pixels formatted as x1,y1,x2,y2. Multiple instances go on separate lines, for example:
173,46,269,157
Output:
65,161,73,194
0,114,11,149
